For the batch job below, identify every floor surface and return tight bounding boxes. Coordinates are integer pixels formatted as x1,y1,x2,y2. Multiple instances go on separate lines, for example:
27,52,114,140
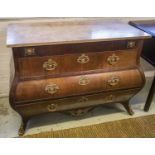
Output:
23,114,155,138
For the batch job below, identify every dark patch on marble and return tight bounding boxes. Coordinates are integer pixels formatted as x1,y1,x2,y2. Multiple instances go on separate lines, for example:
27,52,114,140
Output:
4,120,8,124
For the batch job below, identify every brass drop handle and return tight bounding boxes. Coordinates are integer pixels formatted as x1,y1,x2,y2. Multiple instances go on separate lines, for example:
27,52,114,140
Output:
107,54,120,65
78,76,89,86
108,76,120,86
43,59,57,71
77,54,90,64
47,104,57,112
45,84,59,95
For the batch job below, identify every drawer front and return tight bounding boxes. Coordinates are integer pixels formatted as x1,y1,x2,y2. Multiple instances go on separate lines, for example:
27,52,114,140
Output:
15,69,143,103
16,89,139,117
14,40,138,57
18,49,137,79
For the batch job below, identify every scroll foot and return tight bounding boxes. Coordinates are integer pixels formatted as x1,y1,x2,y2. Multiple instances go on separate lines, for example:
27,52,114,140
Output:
18,118,28,136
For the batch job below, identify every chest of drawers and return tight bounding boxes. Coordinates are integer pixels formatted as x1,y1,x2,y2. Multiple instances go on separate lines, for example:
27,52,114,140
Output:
7,19,150,135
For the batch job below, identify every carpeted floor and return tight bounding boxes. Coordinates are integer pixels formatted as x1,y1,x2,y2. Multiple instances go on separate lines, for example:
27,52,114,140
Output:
22,114,155,138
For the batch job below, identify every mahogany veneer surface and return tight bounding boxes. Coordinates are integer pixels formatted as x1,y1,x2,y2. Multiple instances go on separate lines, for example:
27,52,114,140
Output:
7,19,150,135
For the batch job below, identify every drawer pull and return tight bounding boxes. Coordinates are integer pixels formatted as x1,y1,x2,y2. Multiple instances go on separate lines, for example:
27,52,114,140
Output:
47,104,57,112
43,59,57,71
127,41,136,48
108,76,120,86
77,54,90,64
78,97,89,102
45,84,59,94
78,76,89,85
106,95,115,102
107,54,120,65
24,48,35,56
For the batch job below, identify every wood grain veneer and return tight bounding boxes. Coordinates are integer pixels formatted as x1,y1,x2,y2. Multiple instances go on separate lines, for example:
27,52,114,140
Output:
7,20,150,135
17,49,138,79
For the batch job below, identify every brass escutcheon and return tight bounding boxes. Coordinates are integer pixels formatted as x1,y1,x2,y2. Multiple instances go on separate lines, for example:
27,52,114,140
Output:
78,76,89,85
45,84,59,94
24,48,35,56
47,104,57,112
108,76,120,86
107,54,120,65
106,95,115,102
127,41,136,48
68,107,93,117
43,59,57,71
77,54,90,64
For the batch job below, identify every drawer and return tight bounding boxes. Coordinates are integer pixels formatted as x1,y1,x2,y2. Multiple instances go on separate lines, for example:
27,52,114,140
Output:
15,69,143,103
16,89,140,117
18,49,138,79
14,40,138,57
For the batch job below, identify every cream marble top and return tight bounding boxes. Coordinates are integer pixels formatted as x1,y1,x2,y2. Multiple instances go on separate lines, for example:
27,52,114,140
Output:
6,19,151,47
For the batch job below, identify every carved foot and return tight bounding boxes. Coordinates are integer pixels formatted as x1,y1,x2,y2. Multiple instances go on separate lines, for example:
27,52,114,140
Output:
18,119,28,136
18,122,25,136
67,107,93,117
121,102,134,115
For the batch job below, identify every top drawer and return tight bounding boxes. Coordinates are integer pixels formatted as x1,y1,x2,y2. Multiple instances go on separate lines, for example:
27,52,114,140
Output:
14,40,138,57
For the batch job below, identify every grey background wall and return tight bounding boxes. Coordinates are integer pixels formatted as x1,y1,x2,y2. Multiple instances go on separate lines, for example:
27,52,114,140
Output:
0,17,154,97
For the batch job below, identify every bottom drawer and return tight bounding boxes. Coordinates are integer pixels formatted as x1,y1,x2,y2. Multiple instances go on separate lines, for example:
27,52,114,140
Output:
16,89,140,117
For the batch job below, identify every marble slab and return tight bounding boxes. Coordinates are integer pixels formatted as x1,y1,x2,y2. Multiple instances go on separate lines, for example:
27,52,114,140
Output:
7,19,151,47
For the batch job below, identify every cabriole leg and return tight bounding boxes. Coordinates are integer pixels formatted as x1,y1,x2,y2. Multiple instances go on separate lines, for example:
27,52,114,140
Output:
121,101,134,115
18,117,29,136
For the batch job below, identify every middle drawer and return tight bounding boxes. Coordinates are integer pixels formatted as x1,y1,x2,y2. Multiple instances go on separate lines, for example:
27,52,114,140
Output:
18,49,137,79
15,69,143,103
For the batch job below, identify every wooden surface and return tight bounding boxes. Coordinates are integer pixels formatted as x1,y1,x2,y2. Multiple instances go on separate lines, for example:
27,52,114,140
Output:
17,49,138,79
144,77,155,111
7,19,150,47
129,20,155,112
15,69,143,103
18,88,141,118
0,17,154,98
22,114,155,138
129,20,155,66
10,40,145,135
15,40,139,80
7,19,149,135
14,40,136,57
16,89,139,117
